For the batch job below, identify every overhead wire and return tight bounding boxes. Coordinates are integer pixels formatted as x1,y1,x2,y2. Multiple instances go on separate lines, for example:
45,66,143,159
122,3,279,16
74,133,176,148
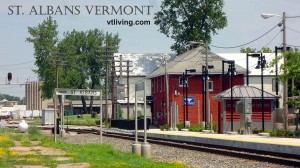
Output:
0,61,34,68
210,22,281,49
287,26,300,34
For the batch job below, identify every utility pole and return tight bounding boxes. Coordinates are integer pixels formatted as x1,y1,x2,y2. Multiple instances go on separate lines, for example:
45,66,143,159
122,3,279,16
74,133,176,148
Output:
164,54,170,126
205,43,211,132
282,12,288,130
114,56,132,119
51,52,66,142
111,58,116,119
127,60,130,119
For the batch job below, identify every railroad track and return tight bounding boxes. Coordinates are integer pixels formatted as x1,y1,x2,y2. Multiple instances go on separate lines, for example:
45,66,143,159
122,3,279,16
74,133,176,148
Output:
62,127,300,167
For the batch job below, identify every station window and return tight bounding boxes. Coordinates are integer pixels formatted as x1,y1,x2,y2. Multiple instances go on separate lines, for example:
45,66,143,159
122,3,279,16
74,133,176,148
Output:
208,81,213,91
272,78,276,92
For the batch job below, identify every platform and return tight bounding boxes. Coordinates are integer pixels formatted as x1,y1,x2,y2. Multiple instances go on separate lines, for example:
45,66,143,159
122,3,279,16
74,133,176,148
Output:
137,129,300,156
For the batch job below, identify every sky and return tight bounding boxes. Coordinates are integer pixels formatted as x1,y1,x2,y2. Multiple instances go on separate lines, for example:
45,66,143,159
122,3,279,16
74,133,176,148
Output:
0,0,300,98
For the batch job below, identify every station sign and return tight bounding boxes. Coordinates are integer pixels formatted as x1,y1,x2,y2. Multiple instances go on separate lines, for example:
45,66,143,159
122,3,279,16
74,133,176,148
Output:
184,96,195,106
55,88,101,96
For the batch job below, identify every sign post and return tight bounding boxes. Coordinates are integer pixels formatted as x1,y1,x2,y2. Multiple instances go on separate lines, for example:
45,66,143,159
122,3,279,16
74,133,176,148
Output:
53,88,102,143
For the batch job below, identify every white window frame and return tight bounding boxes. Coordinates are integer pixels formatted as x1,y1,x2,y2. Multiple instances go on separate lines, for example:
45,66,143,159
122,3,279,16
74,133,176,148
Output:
208,81,213,91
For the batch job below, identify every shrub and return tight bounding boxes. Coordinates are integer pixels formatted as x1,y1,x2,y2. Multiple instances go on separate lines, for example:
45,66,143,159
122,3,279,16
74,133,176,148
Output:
117,108,124,119
286,130,294,137
294,130,300,137
176,122,187,131
188,124,204,132
207,122,218,133
276,129,287,137
252,128,263,134
159,124,170,131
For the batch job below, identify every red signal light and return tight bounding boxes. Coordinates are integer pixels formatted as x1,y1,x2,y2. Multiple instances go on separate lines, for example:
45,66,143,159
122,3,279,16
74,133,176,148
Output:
8,72,12,82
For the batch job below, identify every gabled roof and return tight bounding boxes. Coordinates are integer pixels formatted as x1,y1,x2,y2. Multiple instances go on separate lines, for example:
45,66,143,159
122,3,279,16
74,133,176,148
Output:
147,47,246,78
213,85,279,100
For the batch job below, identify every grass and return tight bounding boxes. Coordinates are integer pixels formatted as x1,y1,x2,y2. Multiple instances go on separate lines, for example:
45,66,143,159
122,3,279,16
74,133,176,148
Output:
64,114,99,126
0,125,189,168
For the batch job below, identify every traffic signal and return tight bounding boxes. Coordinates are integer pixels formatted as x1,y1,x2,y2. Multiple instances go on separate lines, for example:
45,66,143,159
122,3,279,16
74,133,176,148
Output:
7,72,12,82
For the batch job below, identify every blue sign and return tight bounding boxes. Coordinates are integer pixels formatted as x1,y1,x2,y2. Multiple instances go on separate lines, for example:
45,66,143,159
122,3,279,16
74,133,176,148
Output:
184,96,195,106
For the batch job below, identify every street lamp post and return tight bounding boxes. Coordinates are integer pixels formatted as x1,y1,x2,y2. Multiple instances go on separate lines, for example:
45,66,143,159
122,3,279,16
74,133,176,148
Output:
255,54,267,132
222,60,235,132
246,53,261,86
202,65,214,130
261,12,288,130
183,69,196,128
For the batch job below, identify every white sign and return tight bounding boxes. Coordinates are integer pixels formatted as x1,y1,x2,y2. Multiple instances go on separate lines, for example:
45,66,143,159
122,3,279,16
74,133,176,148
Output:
55,88,101,96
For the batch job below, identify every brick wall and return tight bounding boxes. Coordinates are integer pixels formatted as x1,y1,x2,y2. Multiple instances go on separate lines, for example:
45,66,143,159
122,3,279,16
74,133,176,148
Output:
151,74,244,126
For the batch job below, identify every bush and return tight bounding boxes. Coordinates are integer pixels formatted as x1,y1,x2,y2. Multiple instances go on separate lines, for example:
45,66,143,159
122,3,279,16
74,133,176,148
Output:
294,130,300,137
188,124,204,132
252,128,263,134
159,124,170,131
176,122,184,131
207,122,218,133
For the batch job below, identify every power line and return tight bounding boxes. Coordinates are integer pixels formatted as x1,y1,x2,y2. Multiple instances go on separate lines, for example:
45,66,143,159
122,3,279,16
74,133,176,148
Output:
210,22,280,49
0,67,35,71
0,61,34,68
287,27,300,34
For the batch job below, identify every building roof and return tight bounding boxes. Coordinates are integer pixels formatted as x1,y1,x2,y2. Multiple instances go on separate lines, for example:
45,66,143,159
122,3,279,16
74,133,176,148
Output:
217,53,282,76
213,85,279,100
147,47,246,78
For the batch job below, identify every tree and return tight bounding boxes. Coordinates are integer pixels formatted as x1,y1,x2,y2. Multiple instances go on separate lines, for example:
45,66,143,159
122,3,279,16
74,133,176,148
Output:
270,50,300,109
258,47,273,53
27,17,120,116
240,47,273,53
26,16,59,99
240,47,257,53
57,29,120,115
154,0,227,55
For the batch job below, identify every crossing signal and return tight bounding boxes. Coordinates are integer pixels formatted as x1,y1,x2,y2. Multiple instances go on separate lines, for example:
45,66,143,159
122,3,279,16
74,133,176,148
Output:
8,72,12,83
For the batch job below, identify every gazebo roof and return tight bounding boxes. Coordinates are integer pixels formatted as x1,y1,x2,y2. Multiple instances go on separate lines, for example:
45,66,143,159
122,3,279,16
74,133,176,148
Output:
213,85,280,100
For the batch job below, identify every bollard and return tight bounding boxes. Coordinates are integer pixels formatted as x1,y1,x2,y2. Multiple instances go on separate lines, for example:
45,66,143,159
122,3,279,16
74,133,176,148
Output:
131,142,141,156
141,142,151,158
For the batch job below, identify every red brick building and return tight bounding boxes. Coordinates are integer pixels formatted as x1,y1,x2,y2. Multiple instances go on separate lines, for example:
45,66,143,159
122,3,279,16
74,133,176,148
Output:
148,47,245,127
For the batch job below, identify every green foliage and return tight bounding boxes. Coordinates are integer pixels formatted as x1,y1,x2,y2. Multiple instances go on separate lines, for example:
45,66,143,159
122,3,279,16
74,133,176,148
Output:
176,122,185,131
240,47,272,53
188,124,204,132
26,16,59,99
26,16,120,108
269,129,291,137
117,108,124,119
240,47,257,53
154,0,227,55
20,136,32,146
65,114,99,126
207,122,218,133
269,50,300,109
294,130,300,137
0,93,21,103
0,128,189,168
159,124,170,131
252,127,263,134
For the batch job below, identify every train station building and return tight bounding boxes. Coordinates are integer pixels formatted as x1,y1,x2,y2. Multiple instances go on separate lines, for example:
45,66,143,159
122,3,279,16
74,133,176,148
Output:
148,46,280,132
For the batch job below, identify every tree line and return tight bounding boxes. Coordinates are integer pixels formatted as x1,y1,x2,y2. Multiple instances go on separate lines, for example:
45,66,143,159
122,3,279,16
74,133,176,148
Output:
26,16,120,114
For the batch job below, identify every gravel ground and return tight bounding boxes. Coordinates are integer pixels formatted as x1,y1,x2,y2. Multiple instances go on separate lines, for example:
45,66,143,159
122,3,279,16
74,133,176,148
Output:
57,132,289,168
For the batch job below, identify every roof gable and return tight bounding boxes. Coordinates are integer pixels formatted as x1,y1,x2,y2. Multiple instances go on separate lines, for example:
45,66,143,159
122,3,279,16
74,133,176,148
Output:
147,47,246,78
213,85,279,100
